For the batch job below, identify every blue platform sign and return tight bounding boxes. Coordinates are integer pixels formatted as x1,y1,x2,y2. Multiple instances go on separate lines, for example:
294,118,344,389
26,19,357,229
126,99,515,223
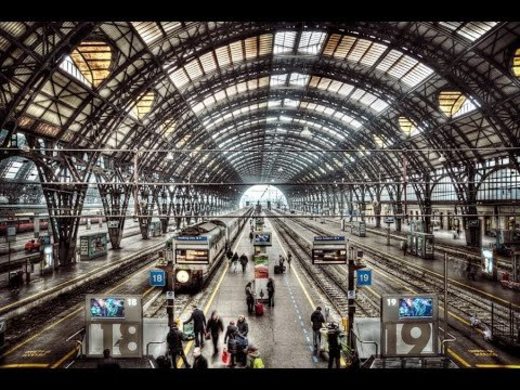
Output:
150,269,166,287
357,269,372,286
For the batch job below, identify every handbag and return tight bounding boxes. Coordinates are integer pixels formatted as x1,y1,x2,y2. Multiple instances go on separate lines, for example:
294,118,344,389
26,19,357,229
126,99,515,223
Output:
221,348,230,365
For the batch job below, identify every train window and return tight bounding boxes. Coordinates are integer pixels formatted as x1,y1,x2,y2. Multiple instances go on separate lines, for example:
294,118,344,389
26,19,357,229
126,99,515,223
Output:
175,249,209,264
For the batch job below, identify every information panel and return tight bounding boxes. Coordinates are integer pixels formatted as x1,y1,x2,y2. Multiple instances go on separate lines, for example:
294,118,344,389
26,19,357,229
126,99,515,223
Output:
254,231,272,246
380,294,439,357
85,294,143,358
312,236,346,264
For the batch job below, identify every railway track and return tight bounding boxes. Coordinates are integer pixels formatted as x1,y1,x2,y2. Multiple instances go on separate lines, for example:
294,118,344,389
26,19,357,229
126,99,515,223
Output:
286,214,517,335
335,218,512,272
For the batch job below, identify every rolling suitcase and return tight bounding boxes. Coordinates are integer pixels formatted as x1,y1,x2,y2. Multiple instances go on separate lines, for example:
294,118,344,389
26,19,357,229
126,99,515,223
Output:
274,265,281,274
255,301,264,316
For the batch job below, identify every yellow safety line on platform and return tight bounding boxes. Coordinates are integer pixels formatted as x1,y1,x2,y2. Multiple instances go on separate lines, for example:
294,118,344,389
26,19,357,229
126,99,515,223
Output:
447,348,471,368
475,364,520,368
179,225,249,367
51,346,79,369
272,225,347,368
3,265,154,358
0,363,50,368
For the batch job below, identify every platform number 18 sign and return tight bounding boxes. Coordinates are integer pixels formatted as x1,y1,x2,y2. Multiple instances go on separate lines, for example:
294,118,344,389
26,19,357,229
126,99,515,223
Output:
150,269,166,287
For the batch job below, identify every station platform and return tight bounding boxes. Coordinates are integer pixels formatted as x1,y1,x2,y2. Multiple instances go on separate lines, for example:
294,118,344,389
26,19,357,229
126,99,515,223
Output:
297,215,520,305
0,233,167,316
177,216,338,368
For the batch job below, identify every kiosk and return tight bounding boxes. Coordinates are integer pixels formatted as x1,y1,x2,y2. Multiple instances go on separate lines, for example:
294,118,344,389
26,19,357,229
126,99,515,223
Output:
79,233,108,260
351,221,366,237
148,221,162,237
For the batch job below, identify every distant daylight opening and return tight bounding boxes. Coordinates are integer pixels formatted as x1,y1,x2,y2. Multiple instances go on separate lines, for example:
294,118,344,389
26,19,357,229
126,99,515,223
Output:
239,185,288,209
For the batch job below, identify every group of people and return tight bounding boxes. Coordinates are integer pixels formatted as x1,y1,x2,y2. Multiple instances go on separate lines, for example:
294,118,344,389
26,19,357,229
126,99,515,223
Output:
277,253,292,270
227,251,249,273
245,279,275,312
164,305,263,369
310,306,359,369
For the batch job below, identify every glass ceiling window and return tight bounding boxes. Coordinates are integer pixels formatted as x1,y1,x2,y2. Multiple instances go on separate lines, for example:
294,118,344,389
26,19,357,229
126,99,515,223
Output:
323,34,434,88
398,117,422,137
309,76,389,113
274,31,297,54
4,160,23,179
289,73,310,87
59,55,92,87
168,34,273,90
132,90,155,120
438,91,478,119
513,48,520,78
438,22,497,42
68,41,112,88
132,22,182,46
298,31,327,55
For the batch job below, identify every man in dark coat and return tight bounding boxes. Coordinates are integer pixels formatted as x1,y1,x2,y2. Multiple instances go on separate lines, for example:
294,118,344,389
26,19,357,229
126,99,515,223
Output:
167,323,191,368
192,347,208,369
206,310,224,356
266,278,275,307
327,323,341,368
245,281,255,314
239,254,248,273
224,321,239,367
310,306,325,354
184,305,207,348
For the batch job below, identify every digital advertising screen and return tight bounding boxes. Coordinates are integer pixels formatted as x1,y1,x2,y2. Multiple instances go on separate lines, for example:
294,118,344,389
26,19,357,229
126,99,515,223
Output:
398,297,433,319
312,248,346,264
90,298,125,319
254,232,272,246
175,249,209,263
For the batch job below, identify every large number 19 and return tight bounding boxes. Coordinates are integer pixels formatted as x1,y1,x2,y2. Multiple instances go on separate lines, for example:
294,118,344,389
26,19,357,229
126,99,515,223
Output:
386,323,432,355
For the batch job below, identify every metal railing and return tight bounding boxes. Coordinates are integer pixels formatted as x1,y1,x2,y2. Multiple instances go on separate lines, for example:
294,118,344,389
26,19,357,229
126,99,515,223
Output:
64,327,86,368
145,340,166,368
352,332,379,359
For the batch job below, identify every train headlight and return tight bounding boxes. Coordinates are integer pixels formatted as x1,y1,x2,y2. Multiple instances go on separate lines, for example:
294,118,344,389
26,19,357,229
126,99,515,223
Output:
176,270,190,283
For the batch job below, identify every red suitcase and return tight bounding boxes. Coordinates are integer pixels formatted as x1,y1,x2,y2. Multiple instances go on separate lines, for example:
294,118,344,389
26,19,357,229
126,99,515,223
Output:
255,302,264,316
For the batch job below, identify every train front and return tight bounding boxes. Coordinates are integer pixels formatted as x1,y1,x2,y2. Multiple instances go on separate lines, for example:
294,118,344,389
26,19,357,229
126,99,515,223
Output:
172,235,210,291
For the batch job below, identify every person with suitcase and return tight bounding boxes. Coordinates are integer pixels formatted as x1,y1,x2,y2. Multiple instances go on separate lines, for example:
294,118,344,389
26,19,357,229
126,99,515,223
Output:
166,322,191,369
224,321,239,367
245,281,255,314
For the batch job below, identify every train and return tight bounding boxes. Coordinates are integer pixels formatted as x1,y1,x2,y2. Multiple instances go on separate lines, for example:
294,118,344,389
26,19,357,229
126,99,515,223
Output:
0,209,107,236
172,208,253,291
0,214,49,235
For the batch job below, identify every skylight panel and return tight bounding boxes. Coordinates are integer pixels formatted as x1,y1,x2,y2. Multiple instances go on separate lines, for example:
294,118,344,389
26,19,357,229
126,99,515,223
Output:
199,52,217,73
244,36,258,60
215,46,231,67
283,99,299,108
401,62,434,87
184,59,203,80
270,74,288,87
170,68,189,89
131,22,163,45
348,39,371,62
230,40,244,63
334,35,356,59
298,31,327,55
259,34,273,56
376,49,402,72
359,42,386,66
274,31,297,54
387,55,418,79
289,73,309,87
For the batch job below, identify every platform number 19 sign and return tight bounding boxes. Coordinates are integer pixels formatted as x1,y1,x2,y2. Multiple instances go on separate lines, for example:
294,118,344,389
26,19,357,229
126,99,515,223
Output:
381,295,439,357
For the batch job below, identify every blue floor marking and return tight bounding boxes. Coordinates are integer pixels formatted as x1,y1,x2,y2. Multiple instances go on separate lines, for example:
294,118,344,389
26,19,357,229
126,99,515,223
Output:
283,273,318,366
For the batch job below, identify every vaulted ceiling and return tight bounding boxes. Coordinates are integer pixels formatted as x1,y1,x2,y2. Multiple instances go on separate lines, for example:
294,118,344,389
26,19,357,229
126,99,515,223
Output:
1,22,519,197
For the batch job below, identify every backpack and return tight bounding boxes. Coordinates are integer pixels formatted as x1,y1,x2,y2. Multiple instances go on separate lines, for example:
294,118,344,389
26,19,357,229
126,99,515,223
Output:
251,357,264,368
